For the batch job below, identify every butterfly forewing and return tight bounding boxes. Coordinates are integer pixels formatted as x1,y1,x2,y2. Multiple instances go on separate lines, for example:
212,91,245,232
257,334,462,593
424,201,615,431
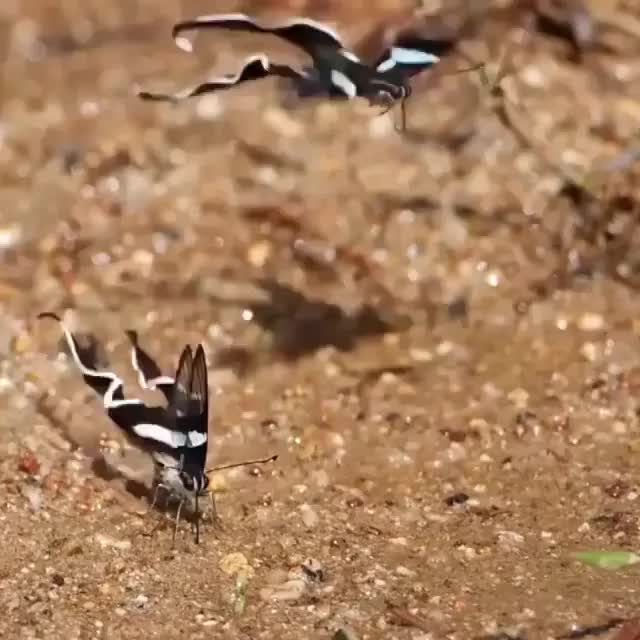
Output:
171,345,194,420
375,37,452,78
191,345,209,427
168,345,209,473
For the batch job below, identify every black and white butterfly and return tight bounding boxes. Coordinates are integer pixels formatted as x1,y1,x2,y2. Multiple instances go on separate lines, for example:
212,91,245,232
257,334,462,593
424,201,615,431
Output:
39,313,276,544
138,13,455,130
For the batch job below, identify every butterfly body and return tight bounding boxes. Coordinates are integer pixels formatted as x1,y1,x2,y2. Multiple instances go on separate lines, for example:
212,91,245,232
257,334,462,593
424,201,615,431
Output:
156,464,208,505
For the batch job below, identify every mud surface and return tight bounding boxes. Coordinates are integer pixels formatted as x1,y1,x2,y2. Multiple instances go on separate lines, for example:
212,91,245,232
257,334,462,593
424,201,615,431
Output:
2,1,640,638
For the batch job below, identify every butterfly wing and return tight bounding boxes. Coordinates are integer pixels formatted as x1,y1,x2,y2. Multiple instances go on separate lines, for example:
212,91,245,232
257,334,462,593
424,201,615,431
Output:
167,344,209,474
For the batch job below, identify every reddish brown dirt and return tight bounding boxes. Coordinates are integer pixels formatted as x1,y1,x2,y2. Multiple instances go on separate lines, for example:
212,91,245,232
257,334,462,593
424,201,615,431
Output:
2,1,640,639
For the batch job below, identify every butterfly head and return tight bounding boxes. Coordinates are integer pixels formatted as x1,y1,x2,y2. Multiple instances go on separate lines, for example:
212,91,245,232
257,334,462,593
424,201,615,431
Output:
179,468,209,495
367,79,408,109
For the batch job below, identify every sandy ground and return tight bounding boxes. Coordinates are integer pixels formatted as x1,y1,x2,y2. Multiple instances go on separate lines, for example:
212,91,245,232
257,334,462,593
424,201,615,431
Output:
2,1,640,638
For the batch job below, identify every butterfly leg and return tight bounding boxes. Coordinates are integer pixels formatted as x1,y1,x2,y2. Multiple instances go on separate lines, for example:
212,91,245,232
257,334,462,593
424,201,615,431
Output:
172,499,185,547
208,491,224,532
194,493,201,544
149,482,166,510
143,483,170,538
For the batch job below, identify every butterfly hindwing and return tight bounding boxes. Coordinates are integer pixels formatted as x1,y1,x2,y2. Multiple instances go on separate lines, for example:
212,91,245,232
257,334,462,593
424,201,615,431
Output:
38,313,177,455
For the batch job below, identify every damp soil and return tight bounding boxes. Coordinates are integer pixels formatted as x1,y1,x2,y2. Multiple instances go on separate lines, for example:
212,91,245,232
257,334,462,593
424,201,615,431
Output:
2,1,640,639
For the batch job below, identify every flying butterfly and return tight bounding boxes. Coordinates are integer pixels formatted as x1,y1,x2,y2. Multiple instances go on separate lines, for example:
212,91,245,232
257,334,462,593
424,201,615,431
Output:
138,13,457,130
38,313,277,544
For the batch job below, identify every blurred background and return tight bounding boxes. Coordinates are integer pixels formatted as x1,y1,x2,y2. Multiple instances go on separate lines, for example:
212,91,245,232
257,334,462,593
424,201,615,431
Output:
3,1,640,638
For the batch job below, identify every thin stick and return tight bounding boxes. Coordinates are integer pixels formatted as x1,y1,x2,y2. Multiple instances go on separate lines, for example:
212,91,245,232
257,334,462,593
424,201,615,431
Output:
450,61,485,76
208,454,278,473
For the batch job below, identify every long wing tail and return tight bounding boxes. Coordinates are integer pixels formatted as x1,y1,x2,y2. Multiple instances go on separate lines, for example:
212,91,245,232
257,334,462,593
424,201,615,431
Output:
138,55,304,102
125,330,174,403
172,13,345,58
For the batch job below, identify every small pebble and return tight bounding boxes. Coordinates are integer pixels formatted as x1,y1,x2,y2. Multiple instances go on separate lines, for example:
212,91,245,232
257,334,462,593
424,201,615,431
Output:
507,387,529,408
578,312,605,331
390,537,408,546
299,503,319,529
21,484,43,512
580,341,600,362
311,469,330,488
51,573,64,587
444,492,469,506
497,530,525,548
436,341,454,356
247,241,272,268
410,348,433,363
94,533,131,551
260,578,306,602
133,594,148,608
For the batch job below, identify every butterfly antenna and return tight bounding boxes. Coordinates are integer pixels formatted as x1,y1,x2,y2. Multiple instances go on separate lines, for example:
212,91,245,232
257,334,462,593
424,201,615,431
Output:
208,454,278,473
451,61,485,76
172,500,184,548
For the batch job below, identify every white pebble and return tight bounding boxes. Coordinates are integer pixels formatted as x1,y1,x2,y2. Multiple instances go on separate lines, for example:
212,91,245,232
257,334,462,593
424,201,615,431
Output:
497,530,525,548
300,503,319,529
94,533,131,551
133,594,148,608
21,484,43,512
260,579,306,602
577,312,605,331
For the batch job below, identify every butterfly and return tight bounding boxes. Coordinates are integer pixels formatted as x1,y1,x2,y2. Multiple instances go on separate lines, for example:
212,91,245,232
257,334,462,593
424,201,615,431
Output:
38,313,276,544
138,13,455,130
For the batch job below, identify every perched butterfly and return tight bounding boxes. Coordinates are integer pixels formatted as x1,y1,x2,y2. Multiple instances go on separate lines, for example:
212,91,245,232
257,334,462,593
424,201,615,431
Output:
138,13,456,130
39,313,276,544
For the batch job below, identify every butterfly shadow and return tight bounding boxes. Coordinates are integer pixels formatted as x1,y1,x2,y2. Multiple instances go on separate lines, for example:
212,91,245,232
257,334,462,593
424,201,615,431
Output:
211,278,402,362
37,390,159,507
